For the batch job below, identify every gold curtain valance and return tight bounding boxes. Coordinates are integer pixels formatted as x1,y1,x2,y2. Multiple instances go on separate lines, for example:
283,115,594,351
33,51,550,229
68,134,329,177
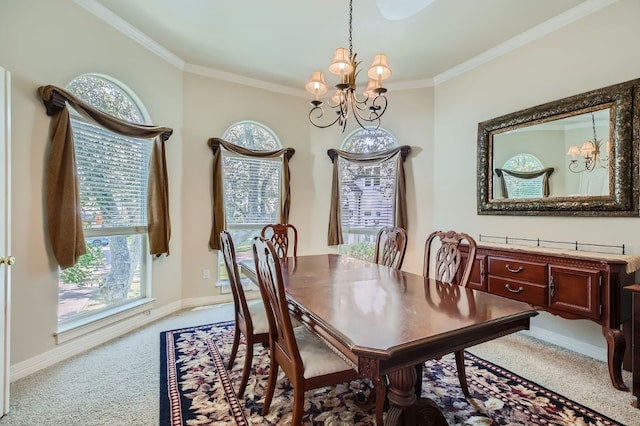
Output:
38,85,174,269
326,145,411,246
207,137,295,250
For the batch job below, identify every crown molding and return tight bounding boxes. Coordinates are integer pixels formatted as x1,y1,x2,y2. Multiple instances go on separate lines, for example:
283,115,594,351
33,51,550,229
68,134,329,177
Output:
74,0,618,94
73,0,185,70
184,64,307,98
433,0,620,85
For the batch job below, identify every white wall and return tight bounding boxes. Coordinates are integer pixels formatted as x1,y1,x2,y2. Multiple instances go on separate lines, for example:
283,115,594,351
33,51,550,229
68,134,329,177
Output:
432,0,640,358
180,73,311,299
0,1,184,366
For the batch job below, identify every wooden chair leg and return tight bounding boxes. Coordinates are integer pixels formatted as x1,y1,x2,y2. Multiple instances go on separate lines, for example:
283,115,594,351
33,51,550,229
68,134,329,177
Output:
374,376,387,425
291,385,305,425
228,326,240,369
454,350,470,397
237,342,253,398
261,361,279,415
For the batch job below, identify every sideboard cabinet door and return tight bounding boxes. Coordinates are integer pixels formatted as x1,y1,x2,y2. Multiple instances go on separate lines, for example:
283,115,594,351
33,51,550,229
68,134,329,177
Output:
459,253,486,291
548,265,601,320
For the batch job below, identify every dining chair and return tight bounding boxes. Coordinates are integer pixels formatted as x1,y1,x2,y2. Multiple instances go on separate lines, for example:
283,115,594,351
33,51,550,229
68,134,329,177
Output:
363,225,408,421
260,223,298,259
252,236,359,425
220,230,270,398
423,229,478,396
374,225,408,269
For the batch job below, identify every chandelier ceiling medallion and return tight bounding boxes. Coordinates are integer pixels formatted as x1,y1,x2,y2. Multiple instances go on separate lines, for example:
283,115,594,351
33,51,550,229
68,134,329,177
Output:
305,0,392,133
566,113,610,173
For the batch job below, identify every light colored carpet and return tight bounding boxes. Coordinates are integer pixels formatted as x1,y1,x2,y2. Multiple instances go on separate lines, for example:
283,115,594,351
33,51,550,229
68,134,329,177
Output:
0,303,635,425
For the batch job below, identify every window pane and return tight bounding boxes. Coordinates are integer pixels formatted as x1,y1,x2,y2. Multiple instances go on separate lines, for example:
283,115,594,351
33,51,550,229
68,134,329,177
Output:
222,155,281,225
58,74,150,324
73,121,150,229
218,122,283,288
58,233,144,322
339,158,396,231
338,128,399,260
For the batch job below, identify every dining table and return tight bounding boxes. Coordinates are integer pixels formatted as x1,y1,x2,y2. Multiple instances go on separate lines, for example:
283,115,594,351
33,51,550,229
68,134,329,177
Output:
240,253,538,425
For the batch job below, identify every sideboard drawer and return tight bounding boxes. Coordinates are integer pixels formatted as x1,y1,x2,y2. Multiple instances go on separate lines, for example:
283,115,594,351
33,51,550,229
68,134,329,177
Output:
488,257,547,283
488,276,547,306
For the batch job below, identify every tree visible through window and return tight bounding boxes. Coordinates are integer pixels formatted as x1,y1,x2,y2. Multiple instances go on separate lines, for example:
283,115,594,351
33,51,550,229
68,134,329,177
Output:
338,128,398,261
58,74,151,323
218,121,283,288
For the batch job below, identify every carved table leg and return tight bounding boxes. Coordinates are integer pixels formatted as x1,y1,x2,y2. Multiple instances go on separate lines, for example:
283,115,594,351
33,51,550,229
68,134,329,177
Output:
603,326,628,391
384,366,447,426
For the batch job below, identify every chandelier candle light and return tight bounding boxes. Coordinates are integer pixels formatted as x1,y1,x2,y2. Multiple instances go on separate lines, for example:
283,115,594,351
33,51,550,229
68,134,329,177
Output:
306,0,391,132
566,112,610,173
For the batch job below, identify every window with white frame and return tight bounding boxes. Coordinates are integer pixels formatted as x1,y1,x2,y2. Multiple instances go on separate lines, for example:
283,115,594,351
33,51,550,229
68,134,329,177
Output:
58,74,151,325
218,121,283,288
338,127,398,261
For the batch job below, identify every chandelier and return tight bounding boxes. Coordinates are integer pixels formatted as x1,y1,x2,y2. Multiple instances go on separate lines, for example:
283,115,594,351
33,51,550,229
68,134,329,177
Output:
305,0,391,133
566,113,609,173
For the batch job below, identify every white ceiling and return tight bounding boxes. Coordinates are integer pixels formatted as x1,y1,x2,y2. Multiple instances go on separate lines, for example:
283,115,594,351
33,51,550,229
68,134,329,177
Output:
79,0,615,95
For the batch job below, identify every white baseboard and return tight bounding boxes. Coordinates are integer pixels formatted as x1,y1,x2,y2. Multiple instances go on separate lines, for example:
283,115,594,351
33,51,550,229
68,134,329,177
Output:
10,295,232,382
523,325,607,363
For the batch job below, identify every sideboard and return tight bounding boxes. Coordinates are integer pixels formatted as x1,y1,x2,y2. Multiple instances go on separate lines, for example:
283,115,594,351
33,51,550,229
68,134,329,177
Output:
459,243,639,391
624,284,640,407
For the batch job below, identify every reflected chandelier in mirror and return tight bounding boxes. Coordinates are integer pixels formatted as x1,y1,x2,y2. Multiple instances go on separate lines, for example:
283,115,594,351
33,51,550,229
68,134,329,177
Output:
477,78,640,216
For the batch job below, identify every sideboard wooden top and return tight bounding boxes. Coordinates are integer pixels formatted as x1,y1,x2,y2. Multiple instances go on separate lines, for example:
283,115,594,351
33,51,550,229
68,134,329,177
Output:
477,242,640,273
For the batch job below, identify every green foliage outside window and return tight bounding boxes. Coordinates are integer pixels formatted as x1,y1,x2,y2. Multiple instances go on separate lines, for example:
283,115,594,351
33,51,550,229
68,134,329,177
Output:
340,241,375,262
59,244,107,287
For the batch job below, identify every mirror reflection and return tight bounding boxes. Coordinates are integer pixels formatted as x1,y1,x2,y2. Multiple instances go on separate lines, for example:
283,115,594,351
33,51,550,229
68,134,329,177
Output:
477,77,639,217
492,108,611,199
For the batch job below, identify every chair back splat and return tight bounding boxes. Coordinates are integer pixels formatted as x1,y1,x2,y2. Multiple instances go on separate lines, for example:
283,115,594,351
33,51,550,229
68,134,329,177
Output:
261,223,298,258
374,226,408,270
424,230,477,286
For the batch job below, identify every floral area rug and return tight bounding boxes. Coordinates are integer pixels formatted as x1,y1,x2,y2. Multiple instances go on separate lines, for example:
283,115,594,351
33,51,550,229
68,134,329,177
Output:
159,321,623,425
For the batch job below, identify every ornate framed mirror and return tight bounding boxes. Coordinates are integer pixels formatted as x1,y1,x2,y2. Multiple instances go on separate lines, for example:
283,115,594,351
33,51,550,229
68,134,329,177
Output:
477,78,640,216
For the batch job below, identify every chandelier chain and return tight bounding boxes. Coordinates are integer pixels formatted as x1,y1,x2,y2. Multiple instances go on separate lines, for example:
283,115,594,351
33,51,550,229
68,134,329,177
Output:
348,0,353,58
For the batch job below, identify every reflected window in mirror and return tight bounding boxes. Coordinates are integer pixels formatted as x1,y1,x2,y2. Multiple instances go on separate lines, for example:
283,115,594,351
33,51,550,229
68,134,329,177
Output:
497,154,545,199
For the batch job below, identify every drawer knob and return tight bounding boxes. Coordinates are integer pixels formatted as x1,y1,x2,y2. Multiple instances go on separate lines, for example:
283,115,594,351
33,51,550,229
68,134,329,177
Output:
505,264,524,273
505,284,524,293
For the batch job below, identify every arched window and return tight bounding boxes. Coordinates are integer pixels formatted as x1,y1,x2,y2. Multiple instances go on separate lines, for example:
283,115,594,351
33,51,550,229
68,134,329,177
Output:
58,74,152,325
338,128,398,261
218,121,283,287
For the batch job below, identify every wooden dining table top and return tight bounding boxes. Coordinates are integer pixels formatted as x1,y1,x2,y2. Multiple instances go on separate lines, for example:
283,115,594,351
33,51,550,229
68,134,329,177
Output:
240,253,538,372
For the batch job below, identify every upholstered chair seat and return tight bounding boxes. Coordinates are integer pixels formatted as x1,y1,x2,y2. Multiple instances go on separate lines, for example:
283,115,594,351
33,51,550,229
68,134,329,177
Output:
247,300,269,335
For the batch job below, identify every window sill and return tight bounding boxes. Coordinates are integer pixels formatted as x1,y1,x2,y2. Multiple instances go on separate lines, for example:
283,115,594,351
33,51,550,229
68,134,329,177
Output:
55,298,156,344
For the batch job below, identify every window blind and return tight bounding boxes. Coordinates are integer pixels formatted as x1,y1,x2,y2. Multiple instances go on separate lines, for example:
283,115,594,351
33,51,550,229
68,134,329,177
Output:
222,154,281,225
71,120,151,230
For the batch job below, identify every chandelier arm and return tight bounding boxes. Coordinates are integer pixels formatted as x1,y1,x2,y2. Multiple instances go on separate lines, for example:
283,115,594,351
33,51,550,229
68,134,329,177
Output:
308,106,342,129
369,95,388,119
350,104,381,130
350,94,388,122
